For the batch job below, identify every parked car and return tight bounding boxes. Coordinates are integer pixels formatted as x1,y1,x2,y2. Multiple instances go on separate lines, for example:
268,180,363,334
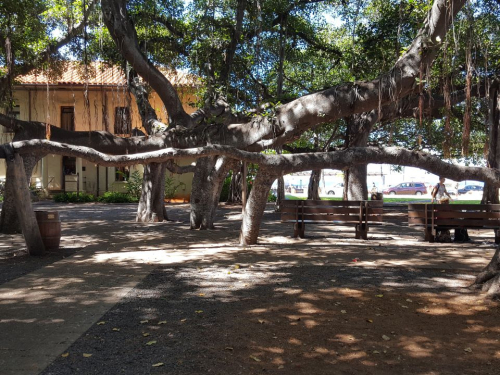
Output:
383,182,428,196
326,183,344,195
457,185,483,195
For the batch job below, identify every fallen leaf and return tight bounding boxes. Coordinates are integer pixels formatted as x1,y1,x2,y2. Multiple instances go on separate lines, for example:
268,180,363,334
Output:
143,333,150,337
401,305,409,309
195,310,203,314
373,350,380,354
180,318,187,322
199,293,205,296
152,363,164,367
258,319,265,324
228,271,231,274
61,353,69,358
366,319,373,323
250,355,261,362
464,347,472,353
406,299,413,303
225,347,234,351
112,328,120,331
382,335,391,341
158,320,167,325
376,294,384,298
278,365,284,369
83,353,92,358
234,265,240,269
146,341,157,346
140,320,149,324
341,310,347,314
96,321,105,325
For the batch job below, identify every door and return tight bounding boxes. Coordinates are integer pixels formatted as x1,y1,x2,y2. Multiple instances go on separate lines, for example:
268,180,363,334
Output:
61,106,75,131
62,156,77,192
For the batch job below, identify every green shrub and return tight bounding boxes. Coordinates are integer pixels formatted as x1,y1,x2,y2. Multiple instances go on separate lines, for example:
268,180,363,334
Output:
125,170,143,199
53,192,95,203
267,191,277,202
219,175,232,202
165,175,186,200
97,191,138,203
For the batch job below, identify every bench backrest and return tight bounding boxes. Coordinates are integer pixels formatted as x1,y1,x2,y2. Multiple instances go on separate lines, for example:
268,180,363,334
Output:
408,204,500,227
281,200,383,224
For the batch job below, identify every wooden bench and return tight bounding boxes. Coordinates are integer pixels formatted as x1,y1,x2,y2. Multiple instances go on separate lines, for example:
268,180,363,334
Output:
408,203,500,243
281,200,383,240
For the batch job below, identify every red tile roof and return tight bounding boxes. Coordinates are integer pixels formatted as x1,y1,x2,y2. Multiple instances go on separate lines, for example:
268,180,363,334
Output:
16,62,197,87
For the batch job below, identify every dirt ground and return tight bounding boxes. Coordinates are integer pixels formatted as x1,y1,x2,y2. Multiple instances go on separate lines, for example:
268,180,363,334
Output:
2,202,500,374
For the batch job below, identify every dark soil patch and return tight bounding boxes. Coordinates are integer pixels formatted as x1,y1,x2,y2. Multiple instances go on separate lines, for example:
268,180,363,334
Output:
0,247,82,286
40,265,500,375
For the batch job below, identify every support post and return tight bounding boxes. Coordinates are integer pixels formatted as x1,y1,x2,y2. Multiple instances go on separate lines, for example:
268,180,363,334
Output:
96,165,100,197
242,161,247,214
8,153,45,255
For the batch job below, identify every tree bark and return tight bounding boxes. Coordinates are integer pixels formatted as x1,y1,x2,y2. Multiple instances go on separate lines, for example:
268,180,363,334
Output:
275,176,285,212
344,165,368,200
0,154,41,234
190,156,235,229
343,112,377,200
136,163,167,222
8,153,45,255
473,246,500,300
307,169,321,200
482,81,500,204
8,141,500,188
240,169,276,245
227,163,243,204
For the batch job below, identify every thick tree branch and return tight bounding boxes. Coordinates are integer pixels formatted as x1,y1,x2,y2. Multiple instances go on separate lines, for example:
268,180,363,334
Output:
5,140,500,187
101,0,193,128
165,160,197,174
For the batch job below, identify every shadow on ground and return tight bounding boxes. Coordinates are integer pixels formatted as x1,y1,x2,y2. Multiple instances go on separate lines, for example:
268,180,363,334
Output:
0,202,499,375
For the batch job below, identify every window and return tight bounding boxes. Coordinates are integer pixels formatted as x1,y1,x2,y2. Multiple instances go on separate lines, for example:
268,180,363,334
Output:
114,107,131,135
6,105,20,119
115,167,130,181
61,107,75,131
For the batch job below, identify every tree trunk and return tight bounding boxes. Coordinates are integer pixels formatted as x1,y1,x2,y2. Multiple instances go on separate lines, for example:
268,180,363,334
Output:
473,246,500,299
474,81,500,299
0,154,40,234
482,81,500,204
275,176,285,212
307,169,321,200
136,163,167,222
227,163,243,204
343,112,377,200
240,169,276,245
190,156,235,229
8,153,45,255
344,165,369,200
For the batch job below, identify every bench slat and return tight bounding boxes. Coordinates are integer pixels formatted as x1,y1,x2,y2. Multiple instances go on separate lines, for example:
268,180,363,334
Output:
409,211,500,219
434,219,500,227
281,206,366,214
408,203,500,211
282,213,363,222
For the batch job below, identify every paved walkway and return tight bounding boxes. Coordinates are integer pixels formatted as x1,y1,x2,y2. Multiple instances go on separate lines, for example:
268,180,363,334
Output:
0,202,496,374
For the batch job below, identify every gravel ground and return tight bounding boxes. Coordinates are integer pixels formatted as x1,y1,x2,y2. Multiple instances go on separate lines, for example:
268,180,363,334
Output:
40,264,499,375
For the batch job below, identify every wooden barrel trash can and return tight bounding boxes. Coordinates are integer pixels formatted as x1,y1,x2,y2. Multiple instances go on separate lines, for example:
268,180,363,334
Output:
371,192,384,201
34,211,61,250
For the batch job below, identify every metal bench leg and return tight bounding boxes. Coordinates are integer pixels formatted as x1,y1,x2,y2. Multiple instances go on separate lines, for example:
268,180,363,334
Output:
355,224,368,240
424,228,435,242
294,223,305,238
